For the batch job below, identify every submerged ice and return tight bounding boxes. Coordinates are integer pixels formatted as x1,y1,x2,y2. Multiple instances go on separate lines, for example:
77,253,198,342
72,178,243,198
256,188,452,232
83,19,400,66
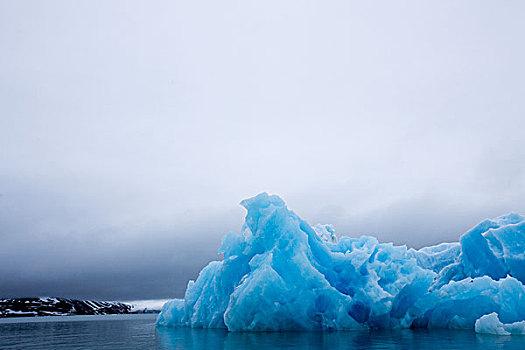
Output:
157,193,525,333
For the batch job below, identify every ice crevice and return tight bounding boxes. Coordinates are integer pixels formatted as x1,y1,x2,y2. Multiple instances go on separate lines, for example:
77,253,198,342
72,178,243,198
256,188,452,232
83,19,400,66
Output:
156,193,525,333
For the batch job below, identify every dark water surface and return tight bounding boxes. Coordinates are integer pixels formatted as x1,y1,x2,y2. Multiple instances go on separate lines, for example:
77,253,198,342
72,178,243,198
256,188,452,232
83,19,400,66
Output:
1,314,525,349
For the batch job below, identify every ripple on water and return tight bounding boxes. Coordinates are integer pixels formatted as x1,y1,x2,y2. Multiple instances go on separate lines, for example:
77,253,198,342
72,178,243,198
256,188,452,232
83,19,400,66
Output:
1,315,525,350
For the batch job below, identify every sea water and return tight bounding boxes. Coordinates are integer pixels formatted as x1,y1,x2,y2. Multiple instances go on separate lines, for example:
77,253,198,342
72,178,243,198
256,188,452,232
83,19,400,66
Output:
1,314,525,349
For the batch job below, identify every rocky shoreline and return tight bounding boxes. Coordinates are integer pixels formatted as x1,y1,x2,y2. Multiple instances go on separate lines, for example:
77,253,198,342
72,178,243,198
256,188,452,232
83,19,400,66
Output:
0,297,132,318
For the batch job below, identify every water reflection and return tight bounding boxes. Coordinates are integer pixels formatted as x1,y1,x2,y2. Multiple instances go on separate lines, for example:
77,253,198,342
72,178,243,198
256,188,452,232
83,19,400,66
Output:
156,327,525,350
1,315,524,349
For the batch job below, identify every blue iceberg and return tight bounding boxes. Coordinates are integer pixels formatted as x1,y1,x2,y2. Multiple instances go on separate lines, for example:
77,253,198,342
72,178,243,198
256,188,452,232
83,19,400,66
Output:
157,193,525,332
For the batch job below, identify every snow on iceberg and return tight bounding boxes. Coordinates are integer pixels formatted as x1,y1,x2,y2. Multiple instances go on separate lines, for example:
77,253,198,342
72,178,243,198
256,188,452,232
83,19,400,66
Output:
475,313,525,335
157,193,525,332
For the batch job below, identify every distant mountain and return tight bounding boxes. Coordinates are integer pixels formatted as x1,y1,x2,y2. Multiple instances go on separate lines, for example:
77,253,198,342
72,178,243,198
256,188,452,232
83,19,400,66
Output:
0,297,132,318
126,299,168,314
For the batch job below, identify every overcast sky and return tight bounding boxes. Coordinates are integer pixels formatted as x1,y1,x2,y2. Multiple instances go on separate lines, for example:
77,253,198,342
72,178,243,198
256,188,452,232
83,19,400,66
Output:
1,0,525,300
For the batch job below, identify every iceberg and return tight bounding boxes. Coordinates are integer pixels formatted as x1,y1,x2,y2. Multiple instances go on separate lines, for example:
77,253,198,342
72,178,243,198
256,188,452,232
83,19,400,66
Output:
157,193,525,332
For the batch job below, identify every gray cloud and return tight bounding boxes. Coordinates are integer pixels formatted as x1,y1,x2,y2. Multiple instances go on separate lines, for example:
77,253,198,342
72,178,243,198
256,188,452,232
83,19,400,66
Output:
1,0,525,300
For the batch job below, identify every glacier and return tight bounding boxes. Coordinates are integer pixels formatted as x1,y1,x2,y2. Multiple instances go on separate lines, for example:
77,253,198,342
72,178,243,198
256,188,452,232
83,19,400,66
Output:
157,193,525,333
